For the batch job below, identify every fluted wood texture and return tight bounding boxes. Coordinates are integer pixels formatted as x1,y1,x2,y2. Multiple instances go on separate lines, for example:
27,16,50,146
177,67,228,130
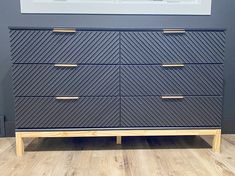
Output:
10,29,225,129
121,64,224,96
13,64,119,96
121,31,226,64
121,96,222,127
10,29,119,64
15,97,120,128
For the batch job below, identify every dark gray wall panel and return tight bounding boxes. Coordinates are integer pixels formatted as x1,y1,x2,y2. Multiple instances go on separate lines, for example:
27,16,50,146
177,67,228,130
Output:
121,31,226,64
10,29,119,64
13,64,119,97
121,96,222,127
222,119,235,134
15,97,120,128
0,115,5,137
121,64,224,96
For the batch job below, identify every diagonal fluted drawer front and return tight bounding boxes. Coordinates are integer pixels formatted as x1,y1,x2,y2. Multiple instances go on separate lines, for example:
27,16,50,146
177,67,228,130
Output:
121,31,225,64
15,97,120,128
10,29,119,64
13,64,119,97
121,96,222,127
121,64,223,96
10,28,225,130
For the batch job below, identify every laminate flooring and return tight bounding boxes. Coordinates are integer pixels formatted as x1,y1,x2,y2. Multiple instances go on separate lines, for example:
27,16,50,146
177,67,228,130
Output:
0,135,235,176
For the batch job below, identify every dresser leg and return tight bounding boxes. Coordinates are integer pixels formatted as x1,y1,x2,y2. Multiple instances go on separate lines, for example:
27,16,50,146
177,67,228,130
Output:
16,132,24,157
212,129,221,153
116,136,122,144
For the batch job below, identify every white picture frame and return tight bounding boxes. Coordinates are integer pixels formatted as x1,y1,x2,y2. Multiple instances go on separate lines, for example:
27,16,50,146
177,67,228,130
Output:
20,0,212,15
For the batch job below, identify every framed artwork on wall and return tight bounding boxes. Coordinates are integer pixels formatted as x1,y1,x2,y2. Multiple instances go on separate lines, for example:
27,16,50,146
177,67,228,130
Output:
20,0,212,15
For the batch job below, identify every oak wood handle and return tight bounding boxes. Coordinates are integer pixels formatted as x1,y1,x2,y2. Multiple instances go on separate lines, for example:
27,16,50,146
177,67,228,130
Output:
54,64,78,68
161,96,184,99
55,97,79,100
163,29,186,34
161,64,185,68
53,28,76,33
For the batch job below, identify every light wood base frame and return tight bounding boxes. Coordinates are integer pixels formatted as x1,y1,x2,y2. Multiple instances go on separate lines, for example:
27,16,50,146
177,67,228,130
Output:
15,129,221,157
116,136,122,145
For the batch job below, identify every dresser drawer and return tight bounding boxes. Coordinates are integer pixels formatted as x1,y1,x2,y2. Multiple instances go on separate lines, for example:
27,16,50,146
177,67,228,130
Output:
121,96,222,127
121,31,225,64
13,64,119,97
121,64,223,96
10,29,119,64
15,97,120,128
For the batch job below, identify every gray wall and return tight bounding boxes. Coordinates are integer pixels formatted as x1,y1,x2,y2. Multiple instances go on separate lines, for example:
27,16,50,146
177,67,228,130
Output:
0,0,235,136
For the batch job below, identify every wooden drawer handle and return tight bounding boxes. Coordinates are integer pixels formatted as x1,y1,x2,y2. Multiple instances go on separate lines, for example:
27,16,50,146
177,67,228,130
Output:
54,64,78,68
161,96,184,99
56,97,79,100
53,28,76,33
161,64,185,68
163,29,186,34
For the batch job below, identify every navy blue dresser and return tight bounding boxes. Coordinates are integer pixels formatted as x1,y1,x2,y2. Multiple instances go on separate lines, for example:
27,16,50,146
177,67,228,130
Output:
10,28,225,131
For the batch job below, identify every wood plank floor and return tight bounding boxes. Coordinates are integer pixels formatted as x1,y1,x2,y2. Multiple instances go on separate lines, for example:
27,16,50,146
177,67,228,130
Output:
0,135,235,176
